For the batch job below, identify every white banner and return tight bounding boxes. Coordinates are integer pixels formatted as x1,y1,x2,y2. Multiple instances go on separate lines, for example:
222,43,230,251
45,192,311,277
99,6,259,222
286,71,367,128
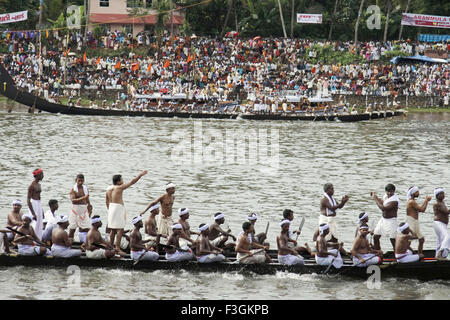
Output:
297,14,322,24
401,13,450,29
0,10,28,24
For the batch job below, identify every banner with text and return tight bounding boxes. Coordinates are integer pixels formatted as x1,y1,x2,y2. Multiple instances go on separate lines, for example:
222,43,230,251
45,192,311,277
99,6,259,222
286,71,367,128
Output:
0,10,28,24
297,14,322,24
401,13,450,29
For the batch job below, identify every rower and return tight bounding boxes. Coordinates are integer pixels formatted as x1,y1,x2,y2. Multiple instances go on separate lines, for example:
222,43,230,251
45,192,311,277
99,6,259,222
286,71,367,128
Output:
14,213,51,256
196,224,226,263
177,207,198,249
351,224,382,267
433,188,449,260
130,216,159,262
208,212,236,249
394,222,424,263
277,220,304,265
27,168,45,240
69,174,92,245
6,199,24,243
143,203,166,247
406,186,431,255
283,209,312,256
315,223,343,269
371,183,400,251
355,212,373,238
319,183,349,244
247,213,269,248
51,215,82,258
42,199,59,245
235,222,271,264
164,224,194,262
86,216,115,259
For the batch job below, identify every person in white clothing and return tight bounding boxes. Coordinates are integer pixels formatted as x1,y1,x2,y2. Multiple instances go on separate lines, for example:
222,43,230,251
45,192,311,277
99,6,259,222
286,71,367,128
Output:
196,223,226,263
394,222,424,263
69,174,92,244
51,215,82,258
165,224,194,262
315,223,343,269
129,216,159,261
27,168,45,240
277,220,304,265
42,199,59,243
433,188,449,260
318,183,349,242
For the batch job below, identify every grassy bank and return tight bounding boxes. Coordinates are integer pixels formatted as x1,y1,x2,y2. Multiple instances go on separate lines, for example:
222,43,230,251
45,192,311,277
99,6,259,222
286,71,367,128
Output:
406,107,450,113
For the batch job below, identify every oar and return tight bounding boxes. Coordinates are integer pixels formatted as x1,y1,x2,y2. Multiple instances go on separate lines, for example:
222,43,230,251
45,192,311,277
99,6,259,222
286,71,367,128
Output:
264,222,269,236
328,252,382,278
160,244,191,253
133,248,150,266
232,248,266,264
6,226,50,249
295,217,305,241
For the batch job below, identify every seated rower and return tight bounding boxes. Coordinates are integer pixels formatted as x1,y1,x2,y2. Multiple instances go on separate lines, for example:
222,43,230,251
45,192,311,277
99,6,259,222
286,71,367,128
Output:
196,224,226,263
14,214,51,256
3,199,24,253
42,199,59,245
86,216,116,259
51,215,82,258
208,213,236,250
143,203,166,247
247,213,269,248
165,224,194,262
315,224,343,269
283,209,313,256
277,220,304,265
235,222,271,264
130,216,159,262
355,212,374,238
177,208,198,249
394,222,424,263
351,224,382,267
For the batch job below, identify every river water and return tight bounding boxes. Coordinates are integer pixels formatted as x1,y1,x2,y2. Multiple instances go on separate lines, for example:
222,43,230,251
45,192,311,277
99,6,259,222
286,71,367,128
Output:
0,111,448,300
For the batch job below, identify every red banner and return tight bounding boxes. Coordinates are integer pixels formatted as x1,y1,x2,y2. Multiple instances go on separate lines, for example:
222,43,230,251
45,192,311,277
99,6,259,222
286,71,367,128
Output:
401,13,450,29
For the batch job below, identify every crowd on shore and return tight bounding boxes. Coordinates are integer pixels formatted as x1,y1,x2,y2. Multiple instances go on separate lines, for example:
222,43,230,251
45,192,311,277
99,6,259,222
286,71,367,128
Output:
0,31,449,111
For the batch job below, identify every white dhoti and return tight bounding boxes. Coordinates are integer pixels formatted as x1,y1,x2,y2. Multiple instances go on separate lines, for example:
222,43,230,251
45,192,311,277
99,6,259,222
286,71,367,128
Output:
237,249,266,264
278,254,304,265
374,217,398,239
51,244,82,258
108,203,126,229
157,215,174,238
211,235,230,247
131,250,159,261
18,244,51,256
165,249,194,262
315,249,343,269
318,215,338,240
352,253,380,267
69,204,91,229
433,221,450,258
86,249,106,259
29,199,44,240
42,223,56,242
143,234,167,246
196,253,226,263
0,232,4,254
395,249,420,263
406,216,424,239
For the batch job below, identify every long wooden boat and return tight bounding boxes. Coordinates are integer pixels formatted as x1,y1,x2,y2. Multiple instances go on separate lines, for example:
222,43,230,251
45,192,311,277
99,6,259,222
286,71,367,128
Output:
0,64,403,122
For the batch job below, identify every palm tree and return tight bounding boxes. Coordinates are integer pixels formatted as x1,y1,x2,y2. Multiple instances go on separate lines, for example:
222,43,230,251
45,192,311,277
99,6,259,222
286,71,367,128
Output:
276,0,287,38
398,0,411,40
354,0,365,46
221,0,233,37
328,0,339,40
383,0,392,42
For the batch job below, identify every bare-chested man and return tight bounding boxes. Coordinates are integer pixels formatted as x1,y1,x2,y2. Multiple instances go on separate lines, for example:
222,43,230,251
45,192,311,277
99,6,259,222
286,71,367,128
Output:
69,174,92,244
51,215,82,258
164,224,194,262
433,188,450,260
142,203,165,247
319,183,349,243
277,220,304,265
86,216,115,259
351,224,383,267
315,223,343,269
371,183,400,251
196,223,226,263
6,200,23,241
27,168,45,240
177,207,198,248
141,183,176,238
247,213,269,248
284,209,312,256
406,186,432,255
14,213,51,256
208,212,236,249
106,171,147,255
235,222,270,264
395,222,424,263
129,216,159,261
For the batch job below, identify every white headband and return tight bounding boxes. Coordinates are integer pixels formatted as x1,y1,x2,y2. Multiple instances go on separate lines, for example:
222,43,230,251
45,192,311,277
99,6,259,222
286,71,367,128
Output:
149,203,160,212
198,224,209,232
132,216,142,225
22,213,33,221
165,183,176,190
247,213,258,221
178,208,189,216
434,188,445,197
319,224,329,235
280,219,290,227
172,223,182,230
359,225,369,230
397,223,409,233
214,213,225,220
358,212,369,222
57,215,69,224
91,217,102,225
406,186,419,200
12,200,22,206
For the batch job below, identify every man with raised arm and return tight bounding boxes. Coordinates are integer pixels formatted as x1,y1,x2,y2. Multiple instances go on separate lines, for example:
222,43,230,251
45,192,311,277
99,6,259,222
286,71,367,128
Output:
319,183,349,243
106,170,147,255
27,168,45,240
433,188,450,260
405,186,432,255
69,174,92,245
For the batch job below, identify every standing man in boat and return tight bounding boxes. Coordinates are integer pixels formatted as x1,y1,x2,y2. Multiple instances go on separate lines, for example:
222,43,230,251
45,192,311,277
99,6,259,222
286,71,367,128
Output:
51,215,82,258
351,224,382,267
106,171,147,255
433,188,450,260
315,223,343,269
86,216,116,259
277,220,304,265
405,186,431,255
319,183,349,243
208,212,236,249
69,174,92,245
27,168,45,240
235,222,270,264
196,223,226,263
42,199,59,245
371,183,400,251
394,222,424,263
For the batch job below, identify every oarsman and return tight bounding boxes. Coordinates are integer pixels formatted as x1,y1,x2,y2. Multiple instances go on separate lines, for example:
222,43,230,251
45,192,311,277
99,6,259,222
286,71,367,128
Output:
283,209,313,256
394,222,424,263
129,216,159,262
433,188,450,260
27,168,45,240
208,212,236,249
86,216,116,259
106,171,147,255
351,224,383,267
14,213,51,256
141,183,176,239
164,224,194,262
6,200,23,242
354,212,374,239
277,220,304,265
42,200,59,244
51,215,82,258
371,183,400,251
143,203,166,247
177,207,198,248
196,223,226,263
247,213,269,248
69,174,92,244
319,183,349,243
406,186,432,255
315,223,343,269
235,222,271,264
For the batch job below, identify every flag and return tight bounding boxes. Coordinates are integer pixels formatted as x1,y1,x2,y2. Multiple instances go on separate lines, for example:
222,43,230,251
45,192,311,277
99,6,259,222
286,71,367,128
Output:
46,30,48,38
186,54,192,63
163,60,170,68
83,52,86,62
96,57,101,65
131,63,139,72
114,61,121,69
147,63,152,72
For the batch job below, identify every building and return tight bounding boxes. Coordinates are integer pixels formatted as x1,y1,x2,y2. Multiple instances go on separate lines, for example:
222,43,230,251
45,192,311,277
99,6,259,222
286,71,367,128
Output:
87,0,184,36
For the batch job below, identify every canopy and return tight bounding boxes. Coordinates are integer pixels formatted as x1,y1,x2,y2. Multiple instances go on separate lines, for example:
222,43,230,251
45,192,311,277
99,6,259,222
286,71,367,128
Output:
390,54,448,64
